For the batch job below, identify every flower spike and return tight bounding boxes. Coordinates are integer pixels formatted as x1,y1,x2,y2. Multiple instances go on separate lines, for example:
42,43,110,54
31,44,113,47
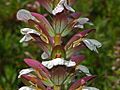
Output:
17,0,101,89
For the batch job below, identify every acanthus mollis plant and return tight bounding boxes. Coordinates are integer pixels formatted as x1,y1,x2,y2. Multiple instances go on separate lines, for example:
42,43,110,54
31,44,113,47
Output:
17,0,102,90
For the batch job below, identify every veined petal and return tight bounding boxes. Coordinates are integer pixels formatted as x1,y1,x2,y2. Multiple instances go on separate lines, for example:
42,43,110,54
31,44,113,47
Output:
52,13,68,35
21,75,46,90
17,9,37,22
19,86,35,90
31,12,55,37
70,12,81,19
65,29,95,50
83,39,102,53
71,55,85,65
42,58,76,69
52,12,76,37
37,0,53,13
82,87,99,90
18,68,34,78
66,45,85,58
76,65,92,76
69,76,96,90
29,20,54,45
24,58,50,77
24,59,54,87
29,33,51,56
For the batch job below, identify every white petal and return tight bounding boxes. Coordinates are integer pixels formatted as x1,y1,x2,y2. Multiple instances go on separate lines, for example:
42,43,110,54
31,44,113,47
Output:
42,58,76,69
20,34,32,43
86,22,94,26
20,28,40,43
83,39,102,53
52,0,75,15
83,87,99,90
20,28,30,35
48,62,54,69
76,65,92,76
41,52,49,59
18,68,34,78
19,86,35,90
66,61,76,67
88,39,102,48
17,9,36,22
52,59,61,66
74,18,93,29
64,0,75,12
59,59,65,65
41,61,49,66
52,4,64,15
52,0,64,15
20,28,40,35
74,24,84,29
83,39,95,51
41,61,53,69
77,18,89,25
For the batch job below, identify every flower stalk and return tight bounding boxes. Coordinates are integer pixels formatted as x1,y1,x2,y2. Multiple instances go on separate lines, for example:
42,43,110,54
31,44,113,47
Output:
54,34,61,46
54,85,61,90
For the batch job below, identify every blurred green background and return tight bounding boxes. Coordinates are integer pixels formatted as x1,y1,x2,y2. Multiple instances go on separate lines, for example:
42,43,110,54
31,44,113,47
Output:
0,0,120,90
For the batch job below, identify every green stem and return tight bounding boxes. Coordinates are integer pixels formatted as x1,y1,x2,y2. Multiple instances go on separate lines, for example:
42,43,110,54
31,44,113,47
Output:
54,85,61,90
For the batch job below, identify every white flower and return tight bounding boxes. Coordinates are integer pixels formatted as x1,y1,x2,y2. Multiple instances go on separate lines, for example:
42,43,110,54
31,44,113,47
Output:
52,0,75,15
74,18,93,29
83,39,102,53
76,65,92,76
17,9,37,22
64,0,75,12
42,58,76,69
41,52,49,59
20,28,40,43
19,86,35,90
82,87,99,90
18,68,34,78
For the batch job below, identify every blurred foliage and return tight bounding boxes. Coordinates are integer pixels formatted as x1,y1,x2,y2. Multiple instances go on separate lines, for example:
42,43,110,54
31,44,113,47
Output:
0,0,120,90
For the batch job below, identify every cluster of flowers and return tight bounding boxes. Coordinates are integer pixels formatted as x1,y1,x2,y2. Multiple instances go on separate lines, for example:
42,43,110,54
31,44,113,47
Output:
17,0,102,90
